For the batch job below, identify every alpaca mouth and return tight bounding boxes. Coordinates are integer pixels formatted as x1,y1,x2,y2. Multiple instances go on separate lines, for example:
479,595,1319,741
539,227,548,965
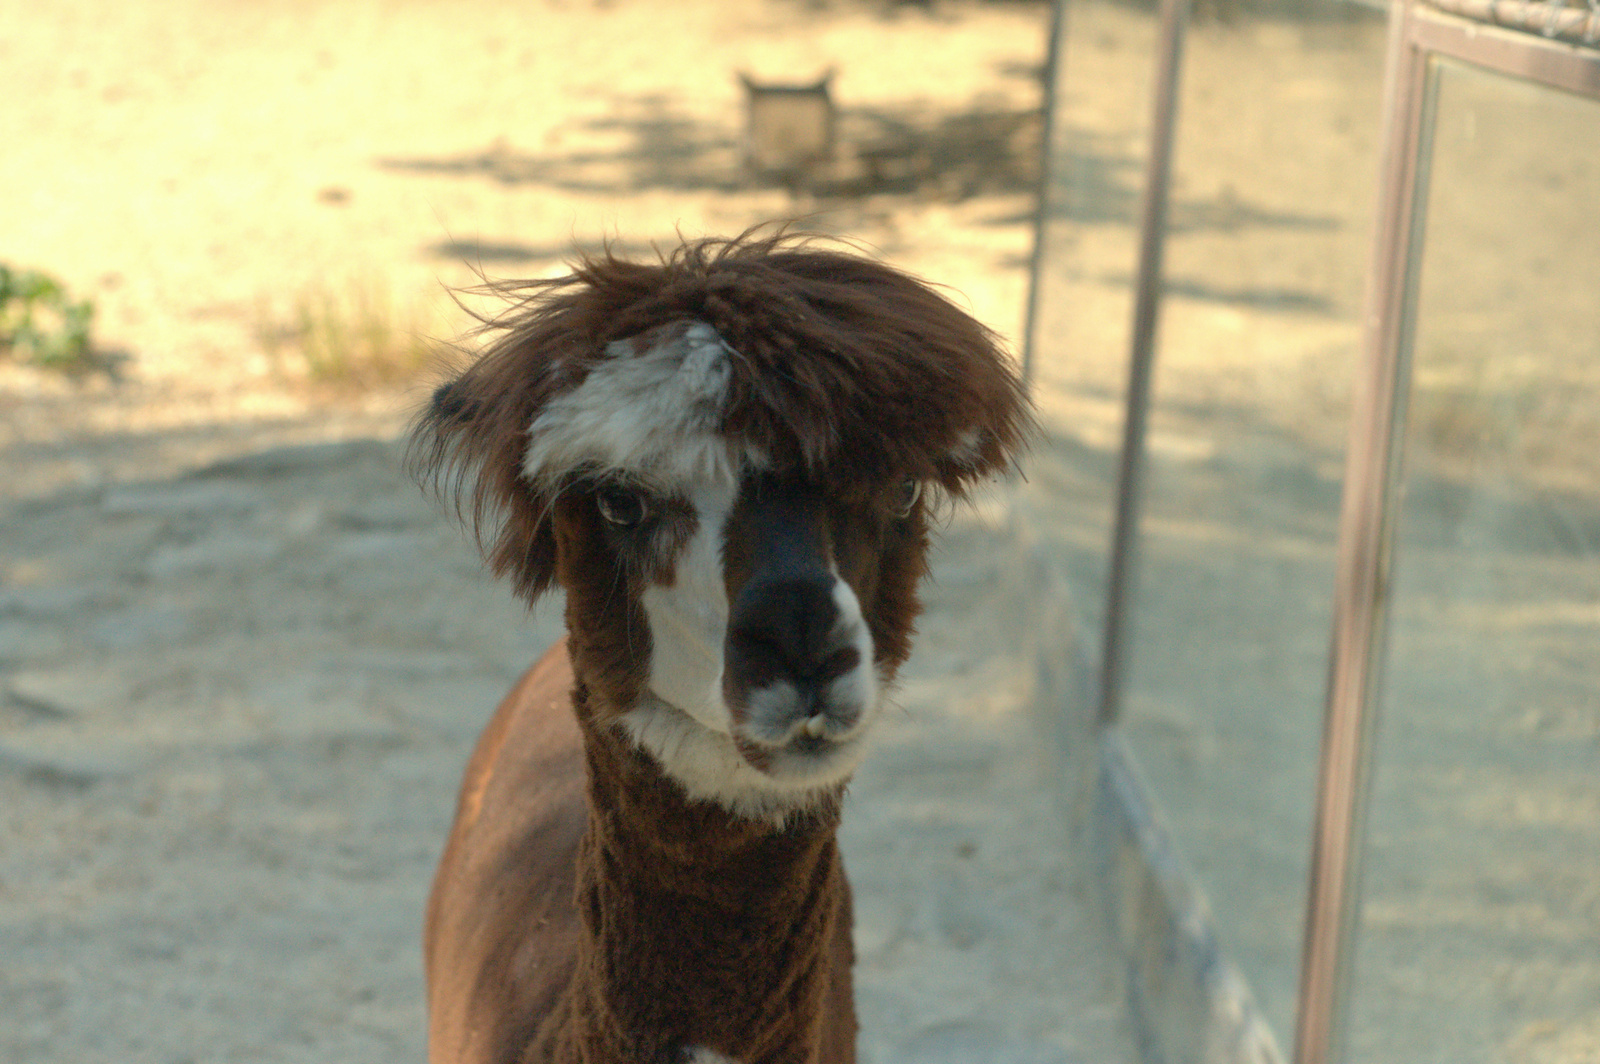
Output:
730,704,871,784
789,731,832,756
735,734,853,777
733,683,862,741
760,720,856,761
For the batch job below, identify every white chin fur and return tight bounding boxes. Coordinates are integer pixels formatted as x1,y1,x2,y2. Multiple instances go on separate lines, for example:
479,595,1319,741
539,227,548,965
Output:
637,473,738,734
618,697,873,824
828,576,878,728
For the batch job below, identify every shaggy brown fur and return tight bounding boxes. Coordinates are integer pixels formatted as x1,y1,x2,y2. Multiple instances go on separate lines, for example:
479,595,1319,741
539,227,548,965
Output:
414,231,1033,1064
411,230,1031,604
424,640,858,1064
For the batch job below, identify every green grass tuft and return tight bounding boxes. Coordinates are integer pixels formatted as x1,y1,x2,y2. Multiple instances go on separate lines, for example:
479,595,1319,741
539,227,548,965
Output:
0,264,97,373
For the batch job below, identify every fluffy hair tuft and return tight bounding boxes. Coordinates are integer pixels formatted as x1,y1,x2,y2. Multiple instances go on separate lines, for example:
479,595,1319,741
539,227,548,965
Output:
408,228,1035,602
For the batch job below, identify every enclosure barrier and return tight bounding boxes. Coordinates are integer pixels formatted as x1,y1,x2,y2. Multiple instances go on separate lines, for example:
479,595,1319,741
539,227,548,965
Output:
1025,0,1600,1060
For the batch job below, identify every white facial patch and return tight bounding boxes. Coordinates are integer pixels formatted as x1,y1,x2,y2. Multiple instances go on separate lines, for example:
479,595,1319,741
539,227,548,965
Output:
823,577,878,735
524,320,748,730
638,474,738,734
546,320,887,819
624,544,881,820
522,321,759,487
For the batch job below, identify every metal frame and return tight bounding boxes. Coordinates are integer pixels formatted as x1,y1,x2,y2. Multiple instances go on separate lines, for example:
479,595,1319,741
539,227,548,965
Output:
1022,0,1067,391
1097,0,1191,729
1412,4,1600,92
1291,10,1437,1063
1292,9,1600,1064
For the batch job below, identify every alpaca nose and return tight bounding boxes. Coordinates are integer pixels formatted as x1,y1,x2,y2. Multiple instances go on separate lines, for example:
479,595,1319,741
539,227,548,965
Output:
726,569,864,700
720,473,875,745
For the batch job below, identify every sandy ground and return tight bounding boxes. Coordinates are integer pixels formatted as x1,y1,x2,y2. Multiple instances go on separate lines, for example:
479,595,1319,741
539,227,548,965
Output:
1,2,1134,1062
11,0,1592,1060
1,0,1045,500
0,442,1128,1064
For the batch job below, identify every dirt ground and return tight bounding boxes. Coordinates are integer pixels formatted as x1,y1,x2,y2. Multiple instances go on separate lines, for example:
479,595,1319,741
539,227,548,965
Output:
0,1,1134,1062
0,441,1129,1064
0,0,1047,501
11,0,1592,1060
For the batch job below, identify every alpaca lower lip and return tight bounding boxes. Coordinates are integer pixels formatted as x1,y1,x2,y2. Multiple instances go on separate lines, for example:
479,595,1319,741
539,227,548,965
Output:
789,733,832,756
732,727,851,775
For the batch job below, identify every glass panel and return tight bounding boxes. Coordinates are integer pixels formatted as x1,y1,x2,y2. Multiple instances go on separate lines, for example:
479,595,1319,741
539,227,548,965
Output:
1116,0,1388,1039
1025,0,1159,651
1347,59,1600,1064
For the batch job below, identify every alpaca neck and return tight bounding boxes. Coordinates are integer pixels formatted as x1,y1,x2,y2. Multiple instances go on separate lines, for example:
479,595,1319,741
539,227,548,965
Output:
551,685,854,1063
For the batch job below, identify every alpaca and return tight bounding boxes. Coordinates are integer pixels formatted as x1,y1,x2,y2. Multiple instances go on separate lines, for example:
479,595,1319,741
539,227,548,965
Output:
412,232,1031,1064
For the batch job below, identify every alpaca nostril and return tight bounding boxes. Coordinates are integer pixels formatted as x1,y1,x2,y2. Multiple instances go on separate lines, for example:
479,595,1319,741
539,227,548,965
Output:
814,645,860,684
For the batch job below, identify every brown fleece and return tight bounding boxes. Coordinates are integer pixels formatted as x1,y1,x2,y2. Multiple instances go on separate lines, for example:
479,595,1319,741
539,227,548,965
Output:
425,640,857,1064
547,684,855,1063
425,642,587,1064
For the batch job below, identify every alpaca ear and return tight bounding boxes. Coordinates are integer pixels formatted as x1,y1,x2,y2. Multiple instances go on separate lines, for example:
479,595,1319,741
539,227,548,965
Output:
921,369,1036,496
932,421,1027,489
410,374,561,604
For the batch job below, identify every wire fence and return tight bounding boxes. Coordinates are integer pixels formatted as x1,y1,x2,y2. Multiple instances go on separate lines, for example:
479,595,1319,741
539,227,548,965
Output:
1423,0,1600,46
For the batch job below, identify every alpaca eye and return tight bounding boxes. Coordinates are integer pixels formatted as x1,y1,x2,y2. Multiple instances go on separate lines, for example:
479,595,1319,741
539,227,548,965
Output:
893,479,922,518
596,485,650,529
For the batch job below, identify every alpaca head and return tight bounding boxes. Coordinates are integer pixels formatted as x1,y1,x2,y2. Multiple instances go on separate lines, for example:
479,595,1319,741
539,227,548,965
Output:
412,233,1032,818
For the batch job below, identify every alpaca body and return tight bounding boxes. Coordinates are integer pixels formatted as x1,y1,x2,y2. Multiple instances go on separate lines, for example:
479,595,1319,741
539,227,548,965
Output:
413,233,1031,1064
424,641,856,1064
